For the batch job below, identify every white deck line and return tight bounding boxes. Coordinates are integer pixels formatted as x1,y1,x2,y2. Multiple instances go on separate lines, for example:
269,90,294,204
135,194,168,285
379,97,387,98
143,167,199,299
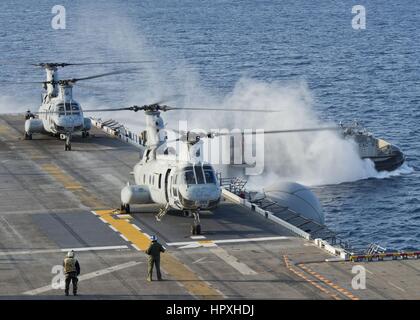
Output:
0,245,129,256
210,247,257,275
167,236,288,247
23,261,142,295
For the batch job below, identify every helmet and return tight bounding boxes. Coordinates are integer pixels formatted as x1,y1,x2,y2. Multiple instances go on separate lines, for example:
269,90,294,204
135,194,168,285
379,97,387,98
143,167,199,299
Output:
67,250,74,258
150,235,157,242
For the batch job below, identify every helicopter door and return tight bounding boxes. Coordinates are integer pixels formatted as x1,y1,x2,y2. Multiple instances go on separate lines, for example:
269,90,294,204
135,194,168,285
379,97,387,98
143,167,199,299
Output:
172,174,178,198
164,168,171,203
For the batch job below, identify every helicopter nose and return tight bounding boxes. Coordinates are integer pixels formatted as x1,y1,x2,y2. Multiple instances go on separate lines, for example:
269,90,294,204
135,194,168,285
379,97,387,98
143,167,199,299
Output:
56,117,83,127
179,184,221,208
184,185,220,200
179,184,221,207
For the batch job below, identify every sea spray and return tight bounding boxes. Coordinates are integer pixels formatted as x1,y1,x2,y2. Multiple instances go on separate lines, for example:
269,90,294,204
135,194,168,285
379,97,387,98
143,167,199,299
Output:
70,6,383,186
1,3,408,187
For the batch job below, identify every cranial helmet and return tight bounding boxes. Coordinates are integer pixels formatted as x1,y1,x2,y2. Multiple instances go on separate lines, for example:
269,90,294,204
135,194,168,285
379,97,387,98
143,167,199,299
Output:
150,235,157,242
67,250,75,258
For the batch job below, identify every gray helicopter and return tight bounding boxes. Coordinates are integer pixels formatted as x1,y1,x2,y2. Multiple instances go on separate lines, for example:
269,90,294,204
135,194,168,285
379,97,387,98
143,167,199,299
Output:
1,61,149,150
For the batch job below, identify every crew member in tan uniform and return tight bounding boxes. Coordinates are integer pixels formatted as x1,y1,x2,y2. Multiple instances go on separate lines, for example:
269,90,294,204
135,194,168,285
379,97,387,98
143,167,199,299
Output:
63,250,81,296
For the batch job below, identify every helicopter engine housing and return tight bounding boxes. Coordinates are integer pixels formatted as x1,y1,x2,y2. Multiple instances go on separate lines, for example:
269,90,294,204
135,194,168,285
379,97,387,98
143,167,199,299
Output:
121,184,152,205
25,118,44,133
83,117,92,131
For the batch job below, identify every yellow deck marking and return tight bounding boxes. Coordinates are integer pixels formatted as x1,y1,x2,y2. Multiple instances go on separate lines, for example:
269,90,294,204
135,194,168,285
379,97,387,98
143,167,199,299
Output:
1,116,224,300
298,263,359,300
198,240,214,244
39,164,105,209
161,254,222,299
0,124,18,140
284,256,341,300
95,210,151,250
94,210,222,299
41,164,83,189
65,185,84,190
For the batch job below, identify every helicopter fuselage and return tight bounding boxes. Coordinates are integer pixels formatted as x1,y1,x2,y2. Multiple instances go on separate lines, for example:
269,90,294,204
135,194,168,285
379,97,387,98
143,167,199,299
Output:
135,158,221,211
120,109,221,214
121,156,221,212
38,99,87,135
25,85,91,141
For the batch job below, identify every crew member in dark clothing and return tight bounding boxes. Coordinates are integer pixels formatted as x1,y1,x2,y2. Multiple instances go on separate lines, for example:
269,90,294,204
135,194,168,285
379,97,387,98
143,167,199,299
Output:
145,235,165,281
25,110,34,120
63,250,80,296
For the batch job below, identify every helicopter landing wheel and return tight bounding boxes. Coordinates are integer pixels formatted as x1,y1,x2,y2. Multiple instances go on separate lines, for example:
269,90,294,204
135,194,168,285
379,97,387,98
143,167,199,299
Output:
121,203,130,213
64,134,72,151
190,210,201,235
24,132,32,140
191,223,202,235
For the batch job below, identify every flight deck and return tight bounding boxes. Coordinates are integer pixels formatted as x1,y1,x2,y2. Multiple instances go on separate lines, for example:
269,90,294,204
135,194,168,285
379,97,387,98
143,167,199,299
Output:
0,115,419,300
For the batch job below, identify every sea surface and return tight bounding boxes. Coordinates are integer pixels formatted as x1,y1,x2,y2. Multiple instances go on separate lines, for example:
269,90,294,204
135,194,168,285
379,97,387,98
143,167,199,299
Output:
0,0,418,250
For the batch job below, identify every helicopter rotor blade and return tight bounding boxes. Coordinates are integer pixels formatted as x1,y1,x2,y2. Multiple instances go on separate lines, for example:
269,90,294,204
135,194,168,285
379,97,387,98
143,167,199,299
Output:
0,68,139,86
60,61,156,66
158,126,340,147
0,80,45,84
211,126,340,136
85,103,283,113
82,107,140,113
67,68,138,83
163,106,282,112
149,95,185,106
0,61,155,68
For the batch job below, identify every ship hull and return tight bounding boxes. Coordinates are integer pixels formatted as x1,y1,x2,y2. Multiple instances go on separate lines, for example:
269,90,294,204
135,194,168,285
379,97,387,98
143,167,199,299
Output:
364,150,405,172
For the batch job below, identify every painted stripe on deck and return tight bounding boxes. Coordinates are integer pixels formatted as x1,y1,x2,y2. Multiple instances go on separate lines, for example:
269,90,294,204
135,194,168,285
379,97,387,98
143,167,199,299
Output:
167,236,288,247
0,245,128,256
23,261,142,295
210,247,257,275
93,209,223,299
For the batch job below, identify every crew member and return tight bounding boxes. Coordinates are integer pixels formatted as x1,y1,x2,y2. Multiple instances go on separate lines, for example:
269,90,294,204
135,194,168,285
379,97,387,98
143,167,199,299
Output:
145,235,165,281
25,110,34,120
63,250,80,296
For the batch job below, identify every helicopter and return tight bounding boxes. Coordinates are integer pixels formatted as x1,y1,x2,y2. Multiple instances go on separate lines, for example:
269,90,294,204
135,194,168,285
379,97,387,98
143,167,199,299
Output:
0,62,148,150
86,102,338,235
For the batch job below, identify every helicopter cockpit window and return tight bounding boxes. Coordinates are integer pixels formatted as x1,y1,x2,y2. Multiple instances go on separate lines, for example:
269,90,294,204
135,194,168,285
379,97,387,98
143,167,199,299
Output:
194,166,205,184
204,170,216,184
57,105,65,116
72,105,80,115
183,171,196,185
56,103,80,115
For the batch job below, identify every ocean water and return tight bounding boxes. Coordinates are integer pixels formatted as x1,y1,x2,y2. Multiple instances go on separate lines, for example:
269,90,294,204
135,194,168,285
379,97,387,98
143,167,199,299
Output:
0,1,418,250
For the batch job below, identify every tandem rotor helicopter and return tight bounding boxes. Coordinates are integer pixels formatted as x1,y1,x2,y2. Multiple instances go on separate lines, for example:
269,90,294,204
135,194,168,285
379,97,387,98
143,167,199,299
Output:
89,102,338,235
1,61,403,235
0,61,147,150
